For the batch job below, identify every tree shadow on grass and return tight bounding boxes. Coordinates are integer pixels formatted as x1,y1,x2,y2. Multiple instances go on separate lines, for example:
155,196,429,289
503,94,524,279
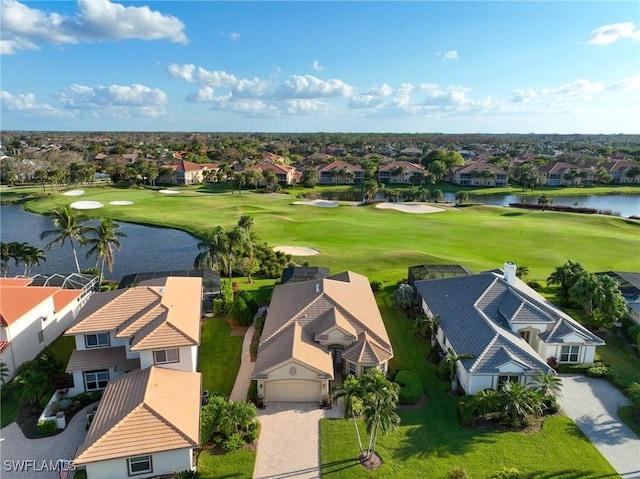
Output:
321,458,362,476
501,212,528,217
527,470,621,479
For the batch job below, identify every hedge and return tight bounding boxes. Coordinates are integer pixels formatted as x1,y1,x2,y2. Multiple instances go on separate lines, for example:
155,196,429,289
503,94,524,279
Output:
394,370,423,405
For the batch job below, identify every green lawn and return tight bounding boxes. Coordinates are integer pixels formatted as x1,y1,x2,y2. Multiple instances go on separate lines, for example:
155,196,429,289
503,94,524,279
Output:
198,318,243,397
617,406,640,437
197,449,256,478
320,290,618,479
596,330,640,388
24,187,640,284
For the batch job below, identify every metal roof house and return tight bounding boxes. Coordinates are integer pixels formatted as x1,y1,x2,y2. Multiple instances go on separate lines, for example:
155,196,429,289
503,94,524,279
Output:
414,262,604,394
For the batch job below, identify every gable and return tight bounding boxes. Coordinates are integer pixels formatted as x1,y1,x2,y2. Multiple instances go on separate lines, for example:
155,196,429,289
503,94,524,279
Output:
559,332,588,343
264,359,326,381
497,361,526,373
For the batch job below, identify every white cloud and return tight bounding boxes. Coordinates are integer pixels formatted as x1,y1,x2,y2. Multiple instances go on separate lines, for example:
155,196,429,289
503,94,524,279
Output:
312,60,323,72
1,90,59,113
606,74,640,92
196,68,238,88
276,75,354,99
436,50,459,60
55,83,167,117
0,0,187,54
167,63,196,82
283,99,332,115
586,22,640,45
230,31,241,42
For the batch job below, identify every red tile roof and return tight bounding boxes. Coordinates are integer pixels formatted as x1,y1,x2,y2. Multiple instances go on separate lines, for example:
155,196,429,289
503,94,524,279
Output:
53,289,82,313
317,161,363,173
0,286,59,326
0,278,33,287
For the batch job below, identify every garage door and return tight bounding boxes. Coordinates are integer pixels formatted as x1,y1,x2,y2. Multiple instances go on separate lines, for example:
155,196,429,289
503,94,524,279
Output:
265,380,322,402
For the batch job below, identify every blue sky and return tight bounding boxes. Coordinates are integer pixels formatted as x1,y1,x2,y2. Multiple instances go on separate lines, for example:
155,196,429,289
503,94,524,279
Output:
1,1,639,133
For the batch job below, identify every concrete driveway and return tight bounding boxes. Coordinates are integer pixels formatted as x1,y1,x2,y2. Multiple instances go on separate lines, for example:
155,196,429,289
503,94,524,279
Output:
559,374,640,479
0,404,93,479
253,402,343,479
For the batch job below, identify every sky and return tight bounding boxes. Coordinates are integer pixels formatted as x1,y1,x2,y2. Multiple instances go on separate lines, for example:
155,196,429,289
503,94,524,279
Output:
1,1,639,134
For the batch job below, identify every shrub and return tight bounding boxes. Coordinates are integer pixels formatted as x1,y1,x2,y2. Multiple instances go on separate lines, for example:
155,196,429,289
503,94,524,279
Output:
586,365,611,378
36,419,57,435
556,363,594,374
458,396,477,426
237,290,258,317
492,467,523,479
175,471,200,479
212,299,226,315
229,297,253,326
247,380,258,403
245,421,260,443
637,331,640,354
221,432,245,452
370,280,383,292
626,324,640,342
394,370,423,405
448,467,469,479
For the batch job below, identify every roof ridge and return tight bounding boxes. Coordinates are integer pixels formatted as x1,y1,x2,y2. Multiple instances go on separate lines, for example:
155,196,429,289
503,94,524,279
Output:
142,402,197,446
261,292,324,346
470,335,498,372
117,295,164,335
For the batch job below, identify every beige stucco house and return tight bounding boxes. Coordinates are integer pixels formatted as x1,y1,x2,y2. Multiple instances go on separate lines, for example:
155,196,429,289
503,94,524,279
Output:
253,271,393,402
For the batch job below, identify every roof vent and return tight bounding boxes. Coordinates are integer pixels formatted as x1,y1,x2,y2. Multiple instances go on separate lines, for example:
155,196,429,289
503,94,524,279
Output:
315,283,321,293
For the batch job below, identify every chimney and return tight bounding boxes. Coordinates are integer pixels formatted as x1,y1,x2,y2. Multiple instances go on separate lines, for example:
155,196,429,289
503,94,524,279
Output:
504,262,517,285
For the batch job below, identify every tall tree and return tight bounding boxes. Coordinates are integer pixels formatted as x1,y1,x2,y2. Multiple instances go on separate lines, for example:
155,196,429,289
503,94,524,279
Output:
194,226,228,271
360,369,400,460
332,375,365,455
40,206,90,273
440,347,474,393
21,245,46,275
85,219,127,277
546,260,587,304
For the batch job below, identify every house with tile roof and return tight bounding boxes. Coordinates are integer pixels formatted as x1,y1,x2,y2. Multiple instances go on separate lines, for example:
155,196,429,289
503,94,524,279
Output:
605,160,639,184
64,276,201,396
0,277,88,381
316,161,364,184
68,276,202,478
74,366,201,478
537,161,593,186
245,161,299,186
414,263,604,394
157,159,218,185
378,160,425,184
253,271,393,402
448,161,509,187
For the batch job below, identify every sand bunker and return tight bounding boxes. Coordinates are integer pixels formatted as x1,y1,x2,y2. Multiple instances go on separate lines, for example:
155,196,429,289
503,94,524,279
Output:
273,246,320,256
292,199,339,208
70,200,104,210
63,189,84,196
109,201,133,206
375,202,445,214
159,189,180,194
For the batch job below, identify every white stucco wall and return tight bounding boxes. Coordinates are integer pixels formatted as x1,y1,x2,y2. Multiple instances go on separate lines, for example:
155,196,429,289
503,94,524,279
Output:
139,346,197,372
83,448,193,479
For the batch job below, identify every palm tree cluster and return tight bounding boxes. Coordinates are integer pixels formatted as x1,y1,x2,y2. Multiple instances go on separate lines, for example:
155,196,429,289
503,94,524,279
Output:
547,260,627,328
461,370,562,428
39,206,125,278
194,215,291,281
0,241,46,276
200,395,258,450
332,369,400,462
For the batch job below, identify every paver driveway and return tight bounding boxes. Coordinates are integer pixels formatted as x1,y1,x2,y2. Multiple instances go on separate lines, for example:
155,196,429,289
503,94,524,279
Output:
560,374,640,479
0,404,93,479
253,402,342,479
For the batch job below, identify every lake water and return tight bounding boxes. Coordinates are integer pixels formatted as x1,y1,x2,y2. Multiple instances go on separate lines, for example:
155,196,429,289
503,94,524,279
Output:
311,190,640,217
0,205,200,280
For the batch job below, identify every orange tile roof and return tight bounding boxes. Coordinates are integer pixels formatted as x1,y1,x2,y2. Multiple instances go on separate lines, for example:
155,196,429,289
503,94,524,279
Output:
74,367,201,464
66,277,201,351
0,286,59,326
0,341,8,353
0,278,33,287
53,289,82,313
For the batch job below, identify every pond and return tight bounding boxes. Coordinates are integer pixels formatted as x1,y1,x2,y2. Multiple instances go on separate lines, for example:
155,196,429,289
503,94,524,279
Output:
308,190,640,217
0,205,200,281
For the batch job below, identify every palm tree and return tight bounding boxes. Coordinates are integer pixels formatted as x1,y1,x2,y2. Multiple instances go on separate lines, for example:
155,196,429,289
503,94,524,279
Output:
0,242,10,276
500,381,543,427
222,226,252,279
440,347,474,393
194,226,228,270
21,245,46,275
455,191,469,205
238,215,254,232
40,206,90,273
332,375,365,455
530,369,562,402
429,314,440,347
360,369,400,460
546,260,587,304
515,265,530,280
473,388,502,417
85,219,127,278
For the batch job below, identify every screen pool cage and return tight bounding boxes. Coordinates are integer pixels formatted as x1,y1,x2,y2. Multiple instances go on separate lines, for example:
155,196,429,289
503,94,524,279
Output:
408,264,473,286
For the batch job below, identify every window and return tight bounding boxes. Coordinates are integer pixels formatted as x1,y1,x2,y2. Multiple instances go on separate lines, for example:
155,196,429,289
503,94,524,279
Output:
520,330,531,343
38,330,45,344
349,362,356,376
127,455,152,475
561,345,580,363
153,348,179,364
85,333,110,348
498,375,520,389
84,370,109,391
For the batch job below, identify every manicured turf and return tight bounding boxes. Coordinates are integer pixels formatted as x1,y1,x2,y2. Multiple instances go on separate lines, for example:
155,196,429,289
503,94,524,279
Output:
198,318,243,397
320,290,618,478
617,406,640,437
596,330,640,388
197,449,256,478
24,187,640,284
46,334,76,365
